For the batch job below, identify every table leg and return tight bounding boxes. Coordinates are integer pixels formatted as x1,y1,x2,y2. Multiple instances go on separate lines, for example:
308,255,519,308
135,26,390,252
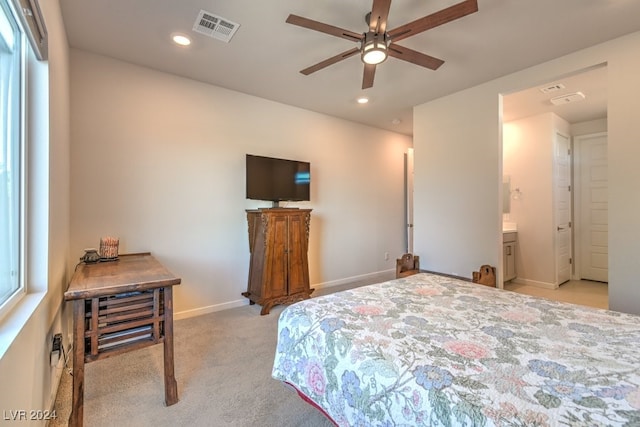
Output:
162,286,179,406
69,300,85,427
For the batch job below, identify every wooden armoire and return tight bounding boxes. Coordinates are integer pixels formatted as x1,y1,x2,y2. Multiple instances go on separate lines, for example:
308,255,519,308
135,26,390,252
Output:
243,208,313,315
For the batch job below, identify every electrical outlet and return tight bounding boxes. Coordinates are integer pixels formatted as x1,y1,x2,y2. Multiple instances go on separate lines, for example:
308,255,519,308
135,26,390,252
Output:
50,333,62,367
52,333,62,351
384,252,389,261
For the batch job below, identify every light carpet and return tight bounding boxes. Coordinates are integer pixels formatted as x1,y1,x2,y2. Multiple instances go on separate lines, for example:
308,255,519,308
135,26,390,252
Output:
50,303,335,427
48,276,391,427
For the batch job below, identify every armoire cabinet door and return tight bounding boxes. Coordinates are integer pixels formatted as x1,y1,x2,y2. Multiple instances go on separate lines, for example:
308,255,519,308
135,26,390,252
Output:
286,213,310,295
265,214,288,298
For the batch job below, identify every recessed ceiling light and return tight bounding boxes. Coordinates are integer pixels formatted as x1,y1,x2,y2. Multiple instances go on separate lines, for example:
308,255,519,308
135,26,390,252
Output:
356,97,369,104
172,33,191,46
391,118,402,125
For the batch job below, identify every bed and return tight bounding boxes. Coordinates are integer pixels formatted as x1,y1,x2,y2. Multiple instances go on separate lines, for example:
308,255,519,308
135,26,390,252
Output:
272,273,640,426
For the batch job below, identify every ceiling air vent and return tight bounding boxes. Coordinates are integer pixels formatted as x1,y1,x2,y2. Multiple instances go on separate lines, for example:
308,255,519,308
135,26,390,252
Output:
539,83,566,94
192,10,240,42
550,91,586,106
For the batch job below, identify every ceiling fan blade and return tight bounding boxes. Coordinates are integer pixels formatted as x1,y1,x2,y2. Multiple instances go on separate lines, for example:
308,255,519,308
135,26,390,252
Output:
286,14,363,42
369,0,392,33
362,63,376,89
300,47,360,75
387,0,478,43
388,44,444,70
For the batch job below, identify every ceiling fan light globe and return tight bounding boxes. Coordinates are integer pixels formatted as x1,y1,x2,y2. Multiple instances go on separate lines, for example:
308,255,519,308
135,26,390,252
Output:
362,47,387,64
361,33,388,65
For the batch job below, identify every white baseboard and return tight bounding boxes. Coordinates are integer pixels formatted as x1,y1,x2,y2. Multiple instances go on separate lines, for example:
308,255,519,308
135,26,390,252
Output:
47,361,64,412
48,339,71,413
511,277,558,289
174,299,247,320
312,269,395,291
173,269,396,321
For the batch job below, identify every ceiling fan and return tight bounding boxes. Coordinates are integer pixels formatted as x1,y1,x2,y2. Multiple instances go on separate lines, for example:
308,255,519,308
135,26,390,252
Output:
286,0,478,89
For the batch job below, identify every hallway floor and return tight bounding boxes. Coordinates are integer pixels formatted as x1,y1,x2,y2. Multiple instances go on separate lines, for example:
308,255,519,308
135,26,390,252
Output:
504,279,608,310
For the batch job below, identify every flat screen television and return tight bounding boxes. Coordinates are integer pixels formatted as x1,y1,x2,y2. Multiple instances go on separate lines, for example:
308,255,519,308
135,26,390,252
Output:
246,154,310,207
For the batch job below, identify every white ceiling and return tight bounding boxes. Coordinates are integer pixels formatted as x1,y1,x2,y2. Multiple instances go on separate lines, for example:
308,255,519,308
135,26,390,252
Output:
58,0,640,136
503,64,608,124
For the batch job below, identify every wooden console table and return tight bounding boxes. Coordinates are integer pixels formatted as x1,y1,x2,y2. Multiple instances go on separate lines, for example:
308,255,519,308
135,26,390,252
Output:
64,253,181,427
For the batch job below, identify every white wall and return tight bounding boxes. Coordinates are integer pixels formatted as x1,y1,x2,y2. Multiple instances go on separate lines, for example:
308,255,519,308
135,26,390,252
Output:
413,31,640,315
413,83,502,279
0,0,71,420
571,118,607,136
503,113,570,287
607,33,640,314
69,49,412,317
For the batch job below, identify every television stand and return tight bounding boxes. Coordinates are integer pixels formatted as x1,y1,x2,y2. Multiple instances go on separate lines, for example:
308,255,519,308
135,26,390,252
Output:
244,208,313,314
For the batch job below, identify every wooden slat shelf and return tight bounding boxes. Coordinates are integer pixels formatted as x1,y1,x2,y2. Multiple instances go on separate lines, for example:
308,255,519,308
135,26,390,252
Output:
64,253,181,427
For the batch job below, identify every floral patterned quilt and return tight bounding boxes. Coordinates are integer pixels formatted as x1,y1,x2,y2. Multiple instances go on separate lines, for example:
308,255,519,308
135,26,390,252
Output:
272,273,640,426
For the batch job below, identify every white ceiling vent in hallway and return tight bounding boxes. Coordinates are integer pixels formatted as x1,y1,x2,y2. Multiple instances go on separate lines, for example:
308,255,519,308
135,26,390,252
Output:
192,10,240,42
550,91,586,106
539,83,566,94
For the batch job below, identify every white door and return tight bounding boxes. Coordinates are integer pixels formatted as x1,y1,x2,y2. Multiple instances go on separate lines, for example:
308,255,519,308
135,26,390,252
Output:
405,148,414,253
577,133,608,282
554,132,572,285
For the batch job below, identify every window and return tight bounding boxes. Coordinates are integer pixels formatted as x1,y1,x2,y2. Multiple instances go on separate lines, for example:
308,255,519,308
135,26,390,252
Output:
0,0,24,317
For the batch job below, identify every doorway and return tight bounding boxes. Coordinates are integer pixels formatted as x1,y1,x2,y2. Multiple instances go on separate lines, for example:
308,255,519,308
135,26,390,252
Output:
404,148,414,254
501,64,608,290
574,132,609,282
554,131,572,285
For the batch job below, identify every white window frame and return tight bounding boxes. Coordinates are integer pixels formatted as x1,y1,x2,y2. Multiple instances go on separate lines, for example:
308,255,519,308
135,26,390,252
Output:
0,0,26,321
